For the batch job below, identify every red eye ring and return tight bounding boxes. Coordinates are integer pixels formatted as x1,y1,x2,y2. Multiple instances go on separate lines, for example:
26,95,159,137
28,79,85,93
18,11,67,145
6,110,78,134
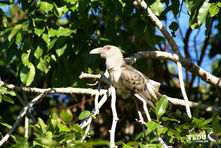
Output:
104,46,111,50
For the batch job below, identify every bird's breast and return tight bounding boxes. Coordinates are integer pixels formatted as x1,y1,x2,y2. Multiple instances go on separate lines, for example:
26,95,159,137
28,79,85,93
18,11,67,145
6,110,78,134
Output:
108,68,123,88
108,68,130,98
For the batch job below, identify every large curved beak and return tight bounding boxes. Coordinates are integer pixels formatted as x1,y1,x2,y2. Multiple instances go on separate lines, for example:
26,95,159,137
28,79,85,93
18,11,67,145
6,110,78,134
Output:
89,47,103,54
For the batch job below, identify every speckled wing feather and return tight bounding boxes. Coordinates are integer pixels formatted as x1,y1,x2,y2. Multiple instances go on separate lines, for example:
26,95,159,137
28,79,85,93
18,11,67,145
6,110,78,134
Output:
120,64,158,108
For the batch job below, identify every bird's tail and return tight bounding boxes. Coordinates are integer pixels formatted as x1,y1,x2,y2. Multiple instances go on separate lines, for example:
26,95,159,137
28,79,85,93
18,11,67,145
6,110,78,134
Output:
149,79,161,92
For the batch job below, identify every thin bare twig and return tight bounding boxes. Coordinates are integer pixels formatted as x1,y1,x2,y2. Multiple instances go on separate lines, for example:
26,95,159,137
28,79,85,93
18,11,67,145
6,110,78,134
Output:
25,116,29,138
0,94,43,146
94,82,101,115
16,93,36,123
79,72,111,85
135,94,151,121
177,62,192,118
110,86,118,148
134,93,168,147
81,82,101,142
81,122,91,142
80,90,110,129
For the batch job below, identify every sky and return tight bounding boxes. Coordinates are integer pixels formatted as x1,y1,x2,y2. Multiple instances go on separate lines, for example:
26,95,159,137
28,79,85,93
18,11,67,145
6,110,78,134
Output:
159,4,219,86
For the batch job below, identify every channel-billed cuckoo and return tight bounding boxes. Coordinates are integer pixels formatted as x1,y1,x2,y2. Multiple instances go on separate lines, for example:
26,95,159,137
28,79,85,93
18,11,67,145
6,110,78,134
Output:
90,45,162,108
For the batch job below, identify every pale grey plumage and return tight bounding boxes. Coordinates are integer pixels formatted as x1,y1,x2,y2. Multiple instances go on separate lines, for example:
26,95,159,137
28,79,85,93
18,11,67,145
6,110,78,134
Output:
90,45,161,108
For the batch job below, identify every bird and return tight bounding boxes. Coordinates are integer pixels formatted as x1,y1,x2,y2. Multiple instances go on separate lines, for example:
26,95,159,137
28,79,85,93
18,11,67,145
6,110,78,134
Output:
90,45,162,108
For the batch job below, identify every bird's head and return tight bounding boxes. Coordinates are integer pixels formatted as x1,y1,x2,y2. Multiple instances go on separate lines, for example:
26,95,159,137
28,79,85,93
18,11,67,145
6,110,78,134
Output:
89,45,123,59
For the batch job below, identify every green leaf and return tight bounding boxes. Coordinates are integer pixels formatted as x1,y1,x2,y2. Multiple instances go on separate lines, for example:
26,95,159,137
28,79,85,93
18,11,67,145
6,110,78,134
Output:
123,145,133,148
38,118,47,134
8,24,23,41
213,114,221,132
37,57,49,74
60,110,72,123
161,117,180,123
146,121,159,135
144,25,164,47
47,38,57,51
156,126,168,135
209,4,220,17
22,39,32,51
13,138,28,148
47,113,60,132
155,96,168,119
71,124,84,133
79,110,91,120
0,94,14,104
39,1,54,12
42,33,50,45
123,141,140,148
55,44,67,57
15,31,22,45
0,1,12,6
192,117,204,127
51,54,57,62
199,118,212,128
0,87,6,93
190,0,211,29
57,123,70,132
2,15,8,28
0,86,16,96
34,27,45,37
0,121,12,129
34,46,43,59
20,63,35,86
48,28,57,37
150,0,163,16
140,144,162,148
54,4,68,17
56,27,75,37
197,0,210,26
21,51,30,65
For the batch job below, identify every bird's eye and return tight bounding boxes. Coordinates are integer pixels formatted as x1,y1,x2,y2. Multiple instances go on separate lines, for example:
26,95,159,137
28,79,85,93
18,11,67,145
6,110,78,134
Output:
104,46,111,50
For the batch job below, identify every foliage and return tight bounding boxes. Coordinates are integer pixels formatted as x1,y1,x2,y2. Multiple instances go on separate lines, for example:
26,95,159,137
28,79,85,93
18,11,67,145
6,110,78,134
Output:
14,113,109,148
0,0,221,147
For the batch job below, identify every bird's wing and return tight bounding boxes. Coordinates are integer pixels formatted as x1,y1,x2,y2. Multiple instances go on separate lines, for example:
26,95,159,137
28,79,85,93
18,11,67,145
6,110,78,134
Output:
120,64,147,94
120,64,160,108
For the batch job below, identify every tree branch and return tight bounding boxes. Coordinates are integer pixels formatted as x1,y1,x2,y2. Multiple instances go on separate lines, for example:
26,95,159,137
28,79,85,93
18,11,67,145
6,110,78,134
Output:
189,19,213,88
80,72,221,112
125,51,221,88
183,27,193,87
0,80,107,96
141,2,192,118
167,97,221,112
1,69,221,114
137,1,220,117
